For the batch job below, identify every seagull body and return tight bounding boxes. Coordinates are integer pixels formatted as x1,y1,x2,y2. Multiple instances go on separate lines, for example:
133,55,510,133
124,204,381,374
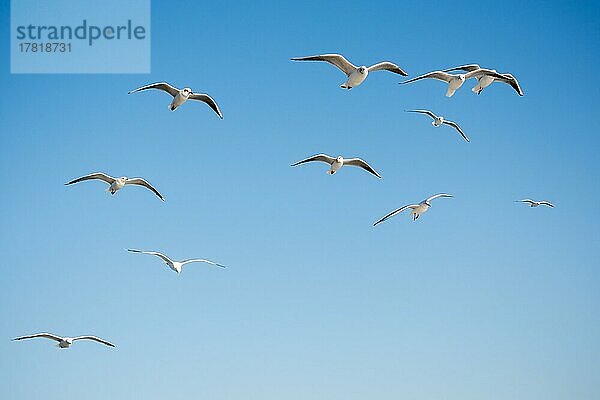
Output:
13,333,115,349
291,154,382,178
66,172,165,201
374,193,453,225
128,82,223,118
127,249,226,274
516,199,554,208
406,110,470,142
441,64,523,96
400,69,507,97
291,54,408,89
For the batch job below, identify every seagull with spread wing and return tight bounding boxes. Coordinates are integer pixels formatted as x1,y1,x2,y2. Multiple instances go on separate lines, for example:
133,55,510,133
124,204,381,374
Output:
516,199,554,208
291,53,408,89
128,82,223,118
441,64,523,96
13,333,115,349
374,193,453,225
406,109,470,142
127,249,227,274
66,172,165,201
400,68,508,97
291,154,382,178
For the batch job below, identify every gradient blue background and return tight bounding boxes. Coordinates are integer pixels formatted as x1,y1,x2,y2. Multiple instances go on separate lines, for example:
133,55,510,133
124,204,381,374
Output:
1,1,599,399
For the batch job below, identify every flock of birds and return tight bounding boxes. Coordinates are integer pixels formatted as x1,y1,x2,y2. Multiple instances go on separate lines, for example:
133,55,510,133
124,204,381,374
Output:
13,53,552,349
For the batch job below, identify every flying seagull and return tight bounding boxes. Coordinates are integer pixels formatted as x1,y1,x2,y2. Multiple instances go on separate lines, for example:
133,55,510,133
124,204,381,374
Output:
515,199,554,208
441,64,523,96
406,110,470,142
127,249,226,274
400,69,507,97
128,82,223,118
374,193,453,225
65,172,165,201
291,53,408,89
291,154,382,178
13,333,115,349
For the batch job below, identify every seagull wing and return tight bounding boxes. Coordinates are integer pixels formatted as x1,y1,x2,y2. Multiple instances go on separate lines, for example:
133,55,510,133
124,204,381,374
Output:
125,178,165,201
128,82,179,97
291,154,336,167
188,93,223,119
516,199,536,205
373,205,418,226
291,54,357,76
406,109,438,119
400,71,456,85
72,336,115,347
539,201,555,208
180,259,227,268
441,64,481,73
13,333,63,342
367,62,408,76
442,120,470,142
494,73,523,96
65,172,115,186
425,193,453,203
343,158,382,178
128,249,173,264
464,68,509,81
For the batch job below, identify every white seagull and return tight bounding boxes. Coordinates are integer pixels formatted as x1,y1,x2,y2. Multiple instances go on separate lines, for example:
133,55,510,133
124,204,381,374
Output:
400,68,508,97
13,333,115,349
65,172,165,201
441,64,523,96
516,199,554,208
291,53,408,89
291,154,382,178
128,82,223,118
406,109,470,142
127,249,227,274
374,193,453,225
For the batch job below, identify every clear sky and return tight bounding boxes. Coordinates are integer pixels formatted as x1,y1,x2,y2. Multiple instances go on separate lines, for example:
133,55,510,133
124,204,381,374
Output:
1,1,599,399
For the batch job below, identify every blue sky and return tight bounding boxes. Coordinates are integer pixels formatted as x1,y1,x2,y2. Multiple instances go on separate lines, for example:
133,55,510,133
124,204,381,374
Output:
1,1,599,399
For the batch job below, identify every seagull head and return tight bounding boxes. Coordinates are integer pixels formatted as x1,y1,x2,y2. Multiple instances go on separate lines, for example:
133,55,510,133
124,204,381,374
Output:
358,66,367,74
336,156,343,163
120,176,128,181
182,88,192,96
